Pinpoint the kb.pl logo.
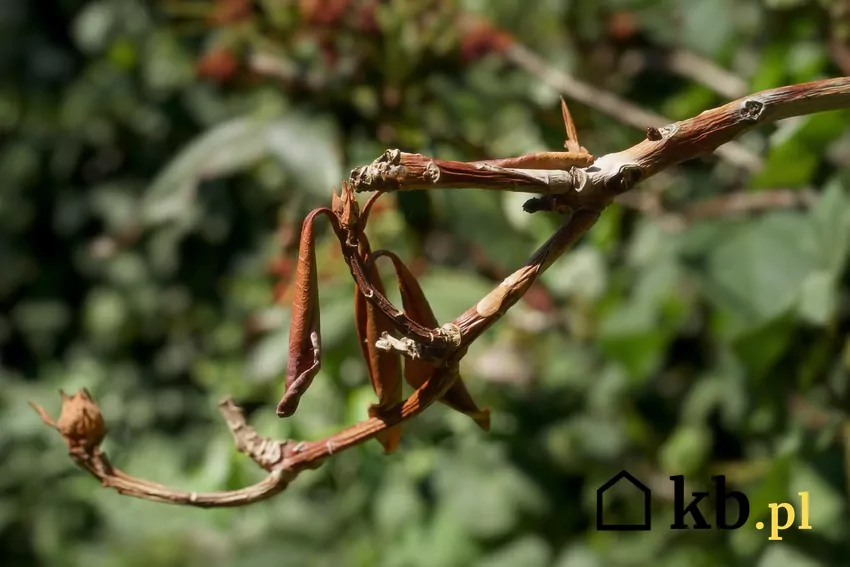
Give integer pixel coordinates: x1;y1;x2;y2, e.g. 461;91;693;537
596;470;812;541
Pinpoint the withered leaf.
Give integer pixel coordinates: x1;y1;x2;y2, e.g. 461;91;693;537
276;208;331;418
332;182;360;232
354;241;403;453
373;250;490;431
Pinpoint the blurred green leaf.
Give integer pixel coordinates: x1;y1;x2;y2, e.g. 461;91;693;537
731;312;795;379
659;424;712;475
755;544;823;567
72;1;115;54
246;325;290;382
142;117;272;225
797;270;837;325
473;536;551;567
553;543;602;567
417;268;497;324
698;213;819;331
751;112;847;189
265;113;344;199
809;176;850;274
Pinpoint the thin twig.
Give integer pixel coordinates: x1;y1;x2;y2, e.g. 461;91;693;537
677;188;816;221
616;187;817;231
31;362;460;507
351;77;850;351
623;77;850;179
620;48;748;99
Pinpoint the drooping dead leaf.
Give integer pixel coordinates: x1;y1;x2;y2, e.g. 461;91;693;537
277;209;331;417
373;250;490;431
354;240;403;453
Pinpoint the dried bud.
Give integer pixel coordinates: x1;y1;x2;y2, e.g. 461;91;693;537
56;389;106;451
331;183;361;231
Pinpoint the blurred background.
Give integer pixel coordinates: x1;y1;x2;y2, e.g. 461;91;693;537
4;0;850;565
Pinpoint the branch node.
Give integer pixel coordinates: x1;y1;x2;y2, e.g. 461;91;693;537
609;164;643;195
349;149;404;193
646;126;663;141
375;332;422;359
741;99;766;122
522;196;552;213
438;323;463;346
424;161;441;183
657;123;679;138
31;388;107;453
523;195;574;214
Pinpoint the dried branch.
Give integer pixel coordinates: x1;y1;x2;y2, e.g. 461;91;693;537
625;78;850;177
352;78;850;215
620;48;748;99
349;149;587;195
349;77;850;371
31;360;460;507
35;76;850;509
30;390;295;507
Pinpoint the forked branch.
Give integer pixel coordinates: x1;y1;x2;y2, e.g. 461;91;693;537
33;76;850;507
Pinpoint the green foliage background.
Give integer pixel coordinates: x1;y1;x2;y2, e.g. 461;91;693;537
3;0;850;565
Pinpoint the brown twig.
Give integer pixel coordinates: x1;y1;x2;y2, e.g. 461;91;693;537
35;76;850;508
31;361;460;507
676;188;816;221
625;78;850;178
352;79;850;215
350;78;850;355
620;48;748;99
349;149;586;195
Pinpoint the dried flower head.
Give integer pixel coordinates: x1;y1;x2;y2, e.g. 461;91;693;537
55;389;107;451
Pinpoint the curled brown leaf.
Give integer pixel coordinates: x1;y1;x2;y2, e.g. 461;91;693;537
277;208;337;417
371;250;490;431
354;238;403;453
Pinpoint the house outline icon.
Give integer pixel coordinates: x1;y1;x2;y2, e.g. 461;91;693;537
596;469;652;531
